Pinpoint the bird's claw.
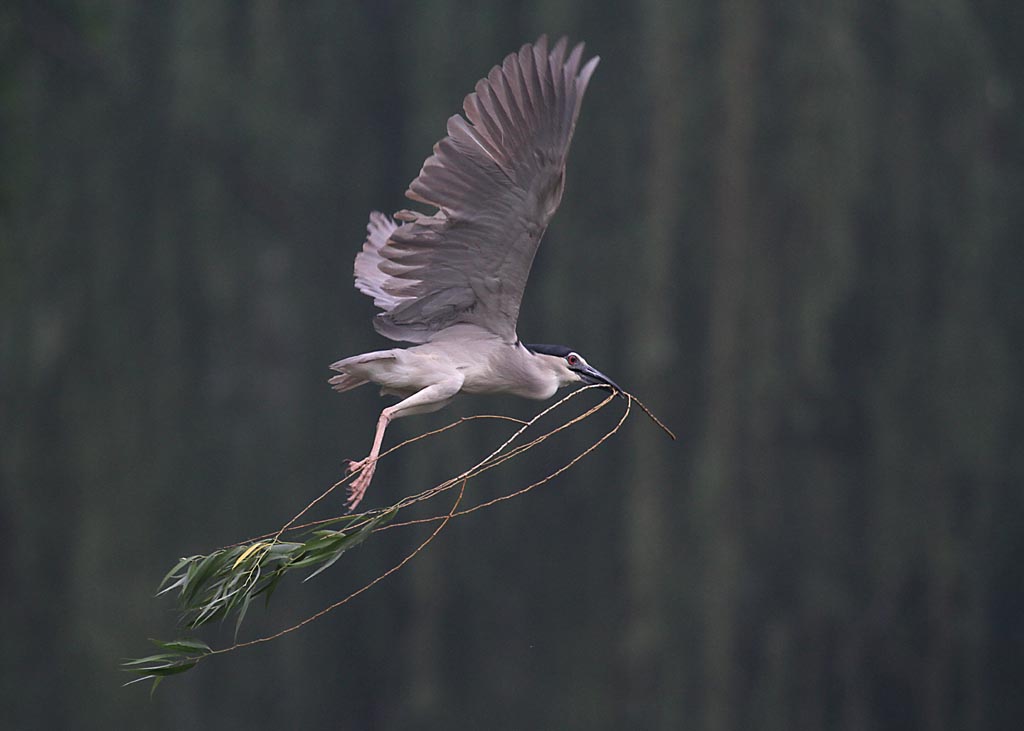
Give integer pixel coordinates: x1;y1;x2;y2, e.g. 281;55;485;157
344;457;375;512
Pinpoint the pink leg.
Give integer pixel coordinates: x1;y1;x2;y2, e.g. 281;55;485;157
343;376;464;511
345;409;392;511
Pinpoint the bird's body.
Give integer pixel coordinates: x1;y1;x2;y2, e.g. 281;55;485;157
334;326;577;402
331;37;617;510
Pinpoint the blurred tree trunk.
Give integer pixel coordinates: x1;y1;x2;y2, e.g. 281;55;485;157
618;0;687;727
5;45;86;729
698;1;759;728
752;3;867;728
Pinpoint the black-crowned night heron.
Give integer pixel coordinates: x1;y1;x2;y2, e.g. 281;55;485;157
330;36;618;510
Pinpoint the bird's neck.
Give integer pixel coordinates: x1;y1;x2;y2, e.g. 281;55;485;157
523;350;575;398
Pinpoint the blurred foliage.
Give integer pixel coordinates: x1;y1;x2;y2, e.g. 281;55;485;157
2;0;1022;729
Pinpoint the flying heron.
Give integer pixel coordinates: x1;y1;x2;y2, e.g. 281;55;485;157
330;36;618;511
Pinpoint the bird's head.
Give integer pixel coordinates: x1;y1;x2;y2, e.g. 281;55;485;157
525;344;621;393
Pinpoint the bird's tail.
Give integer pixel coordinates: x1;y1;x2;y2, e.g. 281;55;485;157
328;372;369;392
329;350;397;392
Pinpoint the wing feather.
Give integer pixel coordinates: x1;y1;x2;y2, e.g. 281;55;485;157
353;212;403;312
354;36;599;344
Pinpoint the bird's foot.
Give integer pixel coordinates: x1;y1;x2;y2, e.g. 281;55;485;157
345;458;377;512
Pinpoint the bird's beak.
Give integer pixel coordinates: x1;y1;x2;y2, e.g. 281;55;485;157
577;363;622;395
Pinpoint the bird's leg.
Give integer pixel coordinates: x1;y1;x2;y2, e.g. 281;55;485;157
345;409;392;511
345;375;464;512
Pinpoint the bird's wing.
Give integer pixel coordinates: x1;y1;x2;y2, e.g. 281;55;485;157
354;36;599;344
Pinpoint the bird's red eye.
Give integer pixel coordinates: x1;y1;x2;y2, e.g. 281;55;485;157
567;354;579;366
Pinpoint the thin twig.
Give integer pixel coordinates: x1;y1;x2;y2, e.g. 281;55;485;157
212;413;542;550
627;391;677;440
381;390;628;530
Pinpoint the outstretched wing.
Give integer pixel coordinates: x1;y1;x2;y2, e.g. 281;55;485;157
353;36;599;344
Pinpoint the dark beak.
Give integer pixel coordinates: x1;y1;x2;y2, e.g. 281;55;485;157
577;363;623;395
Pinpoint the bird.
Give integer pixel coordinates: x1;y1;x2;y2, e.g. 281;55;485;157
329;36;619;511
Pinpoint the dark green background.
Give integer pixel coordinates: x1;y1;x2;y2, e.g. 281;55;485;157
3;1;1022;728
